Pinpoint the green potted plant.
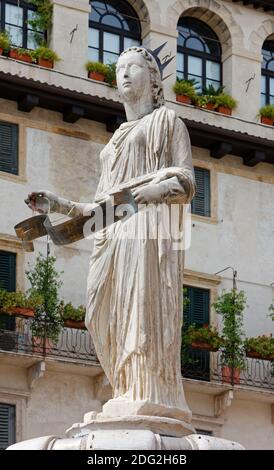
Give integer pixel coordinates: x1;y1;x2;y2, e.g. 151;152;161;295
85;61;109;82
173;78;197;104
26;253;64;354
213;289;247;384
259;104;274;126
0;287;43;318
0;31;11;55
62;302;86;329
196;85;224;111
33;45;60;68
215;93;237;115
187;323;223;351
105;62;117;87
244;335;274;361
9;47;34;63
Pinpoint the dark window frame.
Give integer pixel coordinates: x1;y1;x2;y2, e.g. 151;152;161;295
0;251;16;331
89;0;141;63
177;17;222;92
191;167;211;218
0;0;43;49
261;40;274;106
183;285;211;381
0;403;16;449
0;121;19;175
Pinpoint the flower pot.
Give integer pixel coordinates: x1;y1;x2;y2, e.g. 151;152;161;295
217;106;232;115
191;341;218;352
9;49;32;63
0;307;35;318
64;319;86;329
205;103;216;111
261;116;274;126
246;351;274;361
32;336;54;354
221;366;240;384
38;58;54;69
88;71;105;82
0;48;3;56
176;94;192;104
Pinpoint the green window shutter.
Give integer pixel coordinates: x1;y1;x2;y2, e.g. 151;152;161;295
0;404;16;449
184;286;210;327
191;167;211;217
0;251;16;292
0;122;19;175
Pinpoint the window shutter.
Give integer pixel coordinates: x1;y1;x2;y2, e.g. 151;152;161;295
0;122;19;175
183;286;210;327
0;251;16;292
191;167;210;217
0;404;16;449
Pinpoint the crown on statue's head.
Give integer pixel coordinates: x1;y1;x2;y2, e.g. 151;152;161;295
143;42;174;81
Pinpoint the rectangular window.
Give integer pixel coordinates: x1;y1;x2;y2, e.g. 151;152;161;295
191;167;211;217
0;251;16;332
0;122;19;175
0;404;16;449
0;0;43;49
183;286;210;381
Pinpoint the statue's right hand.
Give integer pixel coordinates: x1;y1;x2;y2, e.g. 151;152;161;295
24;190;58;214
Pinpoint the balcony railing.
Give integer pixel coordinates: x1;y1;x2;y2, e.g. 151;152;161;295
183;350;274;391
0;316;98;364
0;317;273;391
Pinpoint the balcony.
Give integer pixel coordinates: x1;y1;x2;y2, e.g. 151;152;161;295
0;317;273;393
0;316;98;367
183;350;274;392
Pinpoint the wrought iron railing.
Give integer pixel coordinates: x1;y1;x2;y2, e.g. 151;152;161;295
0;317;273;391
0;316;98;363
182;350;274;390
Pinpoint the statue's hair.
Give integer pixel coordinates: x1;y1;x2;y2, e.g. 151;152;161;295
119;47;165;109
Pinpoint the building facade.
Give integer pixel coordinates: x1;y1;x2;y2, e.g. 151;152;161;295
0;0;273;450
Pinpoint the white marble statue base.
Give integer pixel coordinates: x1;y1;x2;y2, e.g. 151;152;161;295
7;430;245;450
66;414;195;439
7;410;244;450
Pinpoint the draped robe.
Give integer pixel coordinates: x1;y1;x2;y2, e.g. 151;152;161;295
86;106;195;419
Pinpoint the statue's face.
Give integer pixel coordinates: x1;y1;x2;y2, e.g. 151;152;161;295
116;50;151;103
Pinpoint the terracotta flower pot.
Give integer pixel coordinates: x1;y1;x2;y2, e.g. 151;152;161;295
64;319;86;329
38;58;53;69
88;71;105;82
9;49;32;63
0;48;3;56
191;341;218;352
261;116;274;126
217;106;232;115
221;366;240;384
0;307;35;318
32;336;54;354
246;351;274;361
176;94;192;104
205;102;216;111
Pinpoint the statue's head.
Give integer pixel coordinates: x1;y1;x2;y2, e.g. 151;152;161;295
116;47;165;109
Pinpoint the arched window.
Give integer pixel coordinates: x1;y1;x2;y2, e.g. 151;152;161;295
261;40;274;106
89;0;141;64
0;0;43;49
177;17;222;93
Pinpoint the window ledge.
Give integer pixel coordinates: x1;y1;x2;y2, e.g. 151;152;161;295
192;214;218;225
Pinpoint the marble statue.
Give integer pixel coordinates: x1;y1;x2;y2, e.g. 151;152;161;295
11;46;244;450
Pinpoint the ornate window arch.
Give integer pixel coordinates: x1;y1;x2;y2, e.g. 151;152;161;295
88;0;141;64
0;0;43;49
261;39;274;106
177;17;222;92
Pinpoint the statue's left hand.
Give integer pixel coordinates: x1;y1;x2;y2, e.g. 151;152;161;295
132;183;167;204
